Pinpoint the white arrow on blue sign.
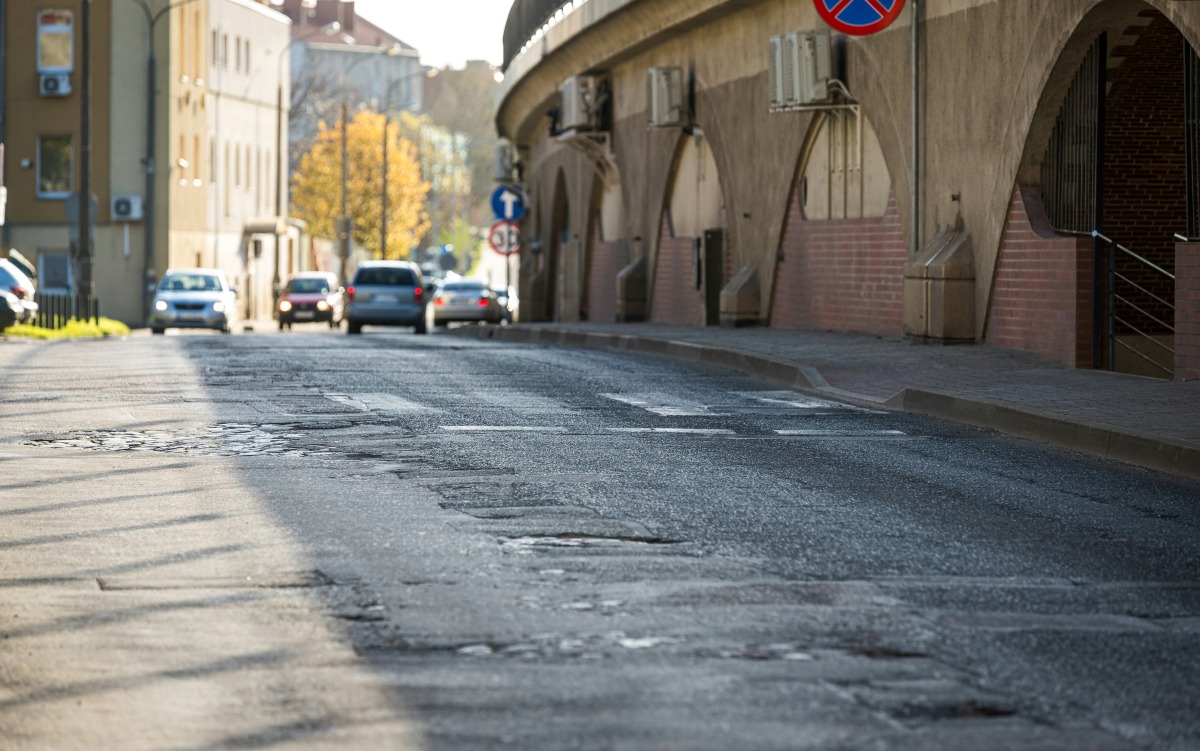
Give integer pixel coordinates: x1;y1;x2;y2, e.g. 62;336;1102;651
491;185;526;221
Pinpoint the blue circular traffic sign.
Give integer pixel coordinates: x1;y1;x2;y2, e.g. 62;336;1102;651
815;0;905;36
491;185;526;222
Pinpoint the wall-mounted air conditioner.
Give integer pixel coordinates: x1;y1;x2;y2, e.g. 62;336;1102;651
559;75;606;132
39;74;71;97
647;66;686;128
111;194;144;222
768;30;834;110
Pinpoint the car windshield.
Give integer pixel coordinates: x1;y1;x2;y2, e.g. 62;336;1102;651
443;282;487;293
355;267;416;286
287;278;331;294
161;273;223;292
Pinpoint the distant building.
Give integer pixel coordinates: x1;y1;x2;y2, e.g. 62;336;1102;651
274;0;424;181
1;0;297;326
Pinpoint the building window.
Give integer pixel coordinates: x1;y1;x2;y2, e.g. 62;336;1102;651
37;135;72;198
194;135;202;185
37;250;72;293
212;30;219;67
37;10;74;74
235;36;241;71
222;33;229;68
244;40;251;73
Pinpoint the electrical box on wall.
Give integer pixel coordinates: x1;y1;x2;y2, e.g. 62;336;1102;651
647;67;686;128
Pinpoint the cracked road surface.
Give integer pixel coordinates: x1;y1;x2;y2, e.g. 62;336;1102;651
1;330;1199;750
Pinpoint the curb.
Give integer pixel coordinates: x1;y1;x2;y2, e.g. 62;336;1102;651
446;324;1200;481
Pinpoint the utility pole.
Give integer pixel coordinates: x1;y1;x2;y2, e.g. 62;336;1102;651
79;0;94;321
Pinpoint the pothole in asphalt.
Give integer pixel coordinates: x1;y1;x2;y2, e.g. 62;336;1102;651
500;534;683;555
25;424;336;458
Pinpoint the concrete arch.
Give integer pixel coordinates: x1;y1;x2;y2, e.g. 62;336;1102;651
649;131;727;326
992;0;1195;373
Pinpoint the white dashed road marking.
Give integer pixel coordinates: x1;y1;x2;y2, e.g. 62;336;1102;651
600;393;725;417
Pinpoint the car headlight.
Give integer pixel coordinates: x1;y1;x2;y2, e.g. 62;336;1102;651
316;300;330;312
154;300;168;312
278;300;292;313
212;301;226;313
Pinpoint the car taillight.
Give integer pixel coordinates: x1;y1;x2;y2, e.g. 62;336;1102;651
434;297;445;306
478;297;489;307
414;287;423;302
345;285;355;302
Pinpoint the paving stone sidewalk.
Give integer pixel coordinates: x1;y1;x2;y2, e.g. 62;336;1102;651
446;322;1200;481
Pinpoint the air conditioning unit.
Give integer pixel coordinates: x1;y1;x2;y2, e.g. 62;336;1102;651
769;30;834;109
39;74;71;97
111;194;144;222
559;75;605;131
647;67;686;128
768;35;785;109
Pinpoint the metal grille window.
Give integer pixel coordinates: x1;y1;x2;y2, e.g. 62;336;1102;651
1041;35;1106;234
37;135;72;198
1186;40;1200;238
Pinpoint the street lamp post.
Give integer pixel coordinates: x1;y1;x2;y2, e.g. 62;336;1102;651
273;21;341;294
126;0;202;324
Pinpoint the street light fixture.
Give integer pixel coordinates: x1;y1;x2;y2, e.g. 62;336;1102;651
338;44;403;284
273;20;341;294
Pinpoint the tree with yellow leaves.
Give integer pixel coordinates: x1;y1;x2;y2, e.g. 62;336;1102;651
291;110;431;261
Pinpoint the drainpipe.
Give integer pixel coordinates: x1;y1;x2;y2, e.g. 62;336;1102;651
910;0;920;257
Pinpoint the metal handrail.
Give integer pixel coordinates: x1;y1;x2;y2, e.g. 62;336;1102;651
503;0;577;71
1091;231;1176;376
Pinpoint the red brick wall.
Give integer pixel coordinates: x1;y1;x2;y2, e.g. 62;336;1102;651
651;214;702;326
769;187;905;334
988;187;1094;367
1103;13;1186;332
585;221;627;323
1177;243;1200;380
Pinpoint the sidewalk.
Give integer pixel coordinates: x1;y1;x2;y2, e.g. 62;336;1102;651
445;322;1200;481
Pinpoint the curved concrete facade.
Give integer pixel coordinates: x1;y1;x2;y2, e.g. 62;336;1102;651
498;0;1200;378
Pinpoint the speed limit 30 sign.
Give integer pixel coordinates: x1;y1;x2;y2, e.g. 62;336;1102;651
489;220;520;256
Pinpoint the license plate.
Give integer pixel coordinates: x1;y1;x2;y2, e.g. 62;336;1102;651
177;314;203;322
294;311;315;320
371;294;400;304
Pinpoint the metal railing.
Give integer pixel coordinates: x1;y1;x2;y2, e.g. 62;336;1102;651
503;0;577;71
34;292;100;330
1092;231;1175;377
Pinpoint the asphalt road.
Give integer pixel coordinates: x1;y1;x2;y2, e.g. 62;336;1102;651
2;326;1199;750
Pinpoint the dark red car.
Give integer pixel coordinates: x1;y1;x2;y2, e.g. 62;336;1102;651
276;272;344;330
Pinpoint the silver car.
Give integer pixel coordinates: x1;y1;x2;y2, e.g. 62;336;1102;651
345;261;429;335
433;279;504;326
149;269;238;334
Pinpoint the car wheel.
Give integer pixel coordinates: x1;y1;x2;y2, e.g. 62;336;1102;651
414;319;428;334
151;328;165;335
347;321;362;335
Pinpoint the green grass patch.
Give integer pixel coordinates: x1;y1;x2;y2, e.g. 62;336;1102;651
3;317;131;340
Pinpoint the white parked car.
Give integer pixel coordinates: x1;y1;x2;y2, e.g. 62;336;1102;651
149;268;238;334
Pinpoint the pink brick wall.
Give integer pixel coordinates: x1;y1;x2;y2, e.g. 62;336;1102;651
651;214;702;326
585;222;627;323
1177;243;1200;380
988;187;1094;367
770;187;905;334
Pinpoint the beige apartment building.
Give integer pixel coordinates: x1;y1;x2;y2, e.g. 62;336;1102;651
3;0;294;326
